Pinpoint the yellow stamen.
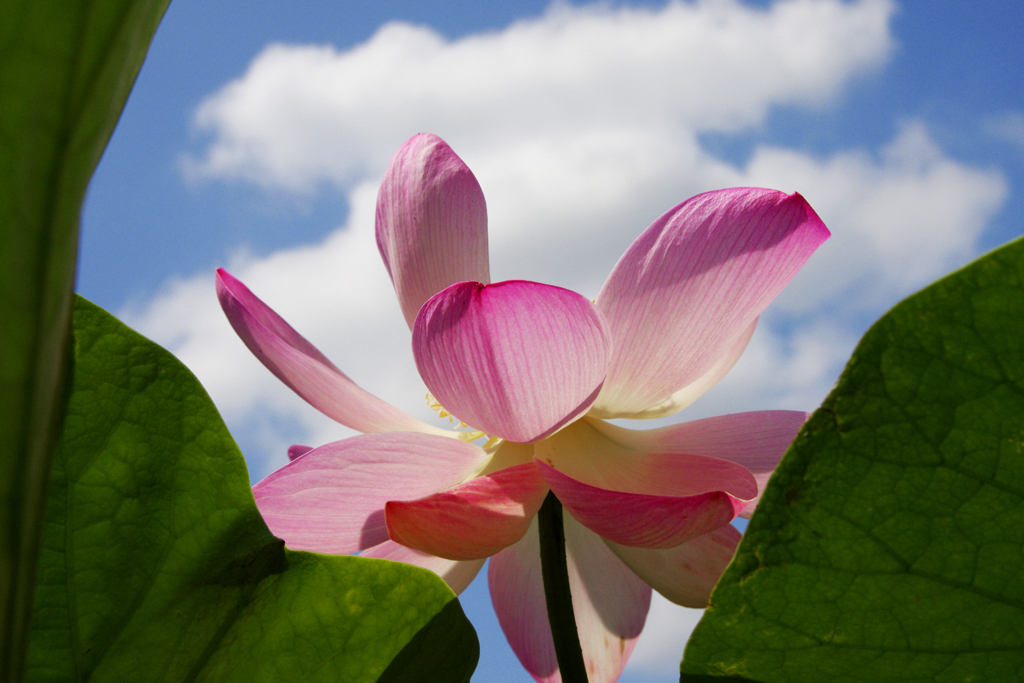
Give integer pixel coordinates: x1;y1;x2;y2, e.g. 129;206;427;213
425;391;504;451
426;391;466;426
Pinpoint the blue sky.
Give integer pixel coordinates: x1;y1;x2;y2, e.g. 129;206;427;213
76;1;1023;681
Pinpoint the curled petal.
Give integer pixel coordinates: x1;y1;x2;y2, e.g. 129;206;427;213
361;541;484;596
216;269;446;435
593;189;830;417
536;460;746;549
385;463;549;560
252;432;488;554
604;525;742;608
413;280;611;443
376;133;490;330
488;516;651;683
591;410;809;517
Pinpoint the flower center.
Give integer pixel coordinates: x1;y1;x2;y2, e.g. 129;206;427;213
425;391;503;450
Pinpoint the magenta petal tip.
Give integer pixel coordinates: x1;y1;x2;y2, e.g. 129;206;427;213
593;187;830;417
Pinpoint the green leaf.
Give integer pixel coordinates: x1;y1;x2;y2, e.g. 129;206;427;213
27;297;479;683
1;1;170;677
681;236;1024;683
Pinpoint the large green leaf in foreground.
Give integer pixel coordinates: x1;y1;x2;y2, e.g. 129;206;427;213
1;1;170;677
681;236;1024;682
27;297;478;683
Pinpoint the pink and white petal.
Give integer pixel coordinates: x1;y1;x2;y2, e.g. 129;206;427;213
535;419;757;500
604;524;741;608
489;519;557;682
361;541;484;596
597;318;757;420
376;133;490;330
563;514;651;683
252;432;489;554
537;461;745;549
488;516;651;683
592;189;830;417
217;269;446;435
414;280;611;443
591;410;809;517
385;463;549;560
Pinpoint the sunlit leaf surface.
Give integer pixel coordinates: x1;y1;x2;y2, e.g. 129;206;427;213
681;237;1024;682
27;297;478;683
1;1;170;676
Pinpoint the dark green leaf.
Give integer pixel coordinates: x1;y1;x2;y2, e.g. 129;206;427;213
27;297;479;683
681;236;1024;683
676;676;762;683
377;600;478;683
0;1;170;677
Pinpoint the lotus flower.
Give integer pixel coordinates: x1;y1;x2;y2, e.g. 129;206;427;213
217;133;829;683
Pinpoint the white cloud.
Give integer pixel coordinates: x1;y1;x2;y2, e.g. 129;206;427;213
123;0;1012;675
184;0;895;193
123;182;417;469
740;122;1007;315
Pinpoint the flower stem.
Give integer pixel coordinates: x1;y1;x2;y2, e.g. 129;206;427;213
537;491;589;683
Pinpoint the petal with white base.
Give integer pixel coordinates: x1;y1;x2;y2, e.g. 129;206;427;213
593;188;829;417
604;524;742;607
591;411;809;517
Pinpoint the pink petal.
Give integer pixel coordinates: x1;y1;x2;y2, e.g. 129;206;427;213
489;516;651;683
592;188;830;417
376;133;490;330
537;460;746;549
604;524;741;607
361;541;484;596
385;463;549;560
591;410;809;517
562;514;651;682
252;432;489;554
217;269;446;435
488;519;556;682
413;280;611;443
596;318;757;420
